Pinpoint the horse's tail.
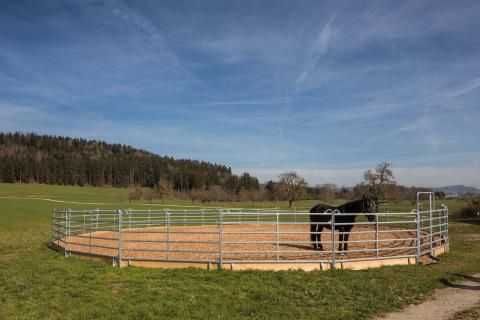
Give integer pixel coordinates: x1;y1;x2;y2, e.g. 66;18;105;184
309;205;323;222
309;206;316;222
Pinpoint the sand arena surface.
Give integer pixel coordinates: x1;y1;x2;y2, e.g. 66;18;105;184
56;223;425;262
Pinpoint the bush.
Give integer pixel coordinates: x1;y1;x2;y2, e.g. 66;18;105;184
128;186;142;203
459;198;480;218
142;188;154;203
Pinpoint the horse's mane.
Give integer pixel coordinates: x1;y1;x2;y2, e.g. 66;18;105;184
337;198;365;211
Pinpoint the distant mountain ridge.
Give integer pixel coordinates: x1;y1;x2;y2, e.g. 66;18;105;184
435;185;480;195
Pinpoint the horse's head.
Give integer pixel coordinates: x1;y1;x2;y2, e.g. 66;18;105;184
362;194;378;222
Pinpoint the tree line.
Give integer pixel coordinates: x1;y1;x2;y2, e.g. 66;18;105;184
130;162;440;206
0;132;260;193
1;133;444;205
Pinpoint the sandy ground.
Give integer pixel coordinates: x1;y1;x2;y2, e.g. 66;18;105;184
56;223;432;262
375;274;480;320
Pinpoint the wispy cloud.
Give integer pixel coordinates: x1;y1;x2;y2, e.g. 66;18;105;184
1;1;480;188
0;102;51;125
296;15;336;86
445;77;480;98
185;97;289;107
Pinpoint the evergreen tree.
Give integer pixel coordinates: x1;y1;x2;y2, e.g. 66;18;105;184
0;132;258;194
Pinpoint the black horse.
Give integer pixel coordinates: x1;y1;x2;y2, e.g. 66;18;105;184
309;195;378;252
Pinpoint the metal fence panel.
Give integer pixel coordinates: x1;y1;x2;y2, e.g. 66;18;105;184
51;203;449;268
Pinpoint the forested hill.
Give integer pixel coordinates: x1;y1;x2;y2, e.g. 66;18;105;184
0;132;259;191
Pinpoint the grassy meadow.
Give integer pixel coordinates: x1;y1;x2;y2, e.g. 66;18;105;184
0;183;479;320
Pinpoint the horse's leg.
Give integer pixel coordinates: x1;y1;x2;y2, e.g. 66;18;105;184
344;227;352;252
344;232;349;252
310;223;316;249
338;228;344;253
310;223;320;250
318;226;323;251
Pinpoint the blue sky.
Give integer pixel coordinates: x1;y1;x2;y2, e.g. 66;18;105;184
1;0;479;187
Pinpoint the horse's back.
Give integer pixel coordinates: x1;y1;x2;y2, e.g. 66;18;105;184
309;203;335;222
309;202;334;213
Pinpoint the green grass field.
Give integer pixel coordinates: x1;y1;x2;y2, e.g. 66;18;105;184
0;183;479;320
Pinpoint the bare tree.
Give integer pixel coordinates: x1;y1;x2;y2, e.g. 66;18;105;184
128;186;142;203
364;161;396;199
278;172;307;208
156;180;173;199
317;183;337;201
189;189;205;203
263;180;277;201
206;185;229;202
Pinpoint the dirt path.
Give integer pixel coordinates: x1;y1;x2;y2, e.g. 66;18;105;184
375;274;480;320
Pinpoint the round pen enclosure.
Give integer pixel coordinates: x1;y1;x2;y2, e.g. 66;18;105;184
50;193;449;271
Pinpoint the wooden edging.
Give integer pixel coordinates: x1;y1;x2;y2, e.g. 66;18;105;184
51;242;449;271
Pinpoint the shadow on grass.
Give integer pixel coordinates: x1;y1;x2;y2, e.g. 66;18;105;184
450;273;480;283
441;273;480;291
451;217;480;225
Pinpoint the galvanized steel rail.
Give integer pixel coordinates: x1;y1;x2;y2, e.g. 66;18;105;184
50;201;449;269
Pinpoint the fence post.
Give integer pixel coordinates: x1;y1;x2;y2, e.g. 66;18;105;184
429;194;433;255
416;208;421;264
95;208;99;230
51;209;55;244
218;210;224;269
375;214;379;257
89;210;93;255
166;210;170;261
331;212;336;269
164;209;167;229
438;207;441;244
445;205;449;252
64;208;69;257
117;209;123;267
276;211;280;261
